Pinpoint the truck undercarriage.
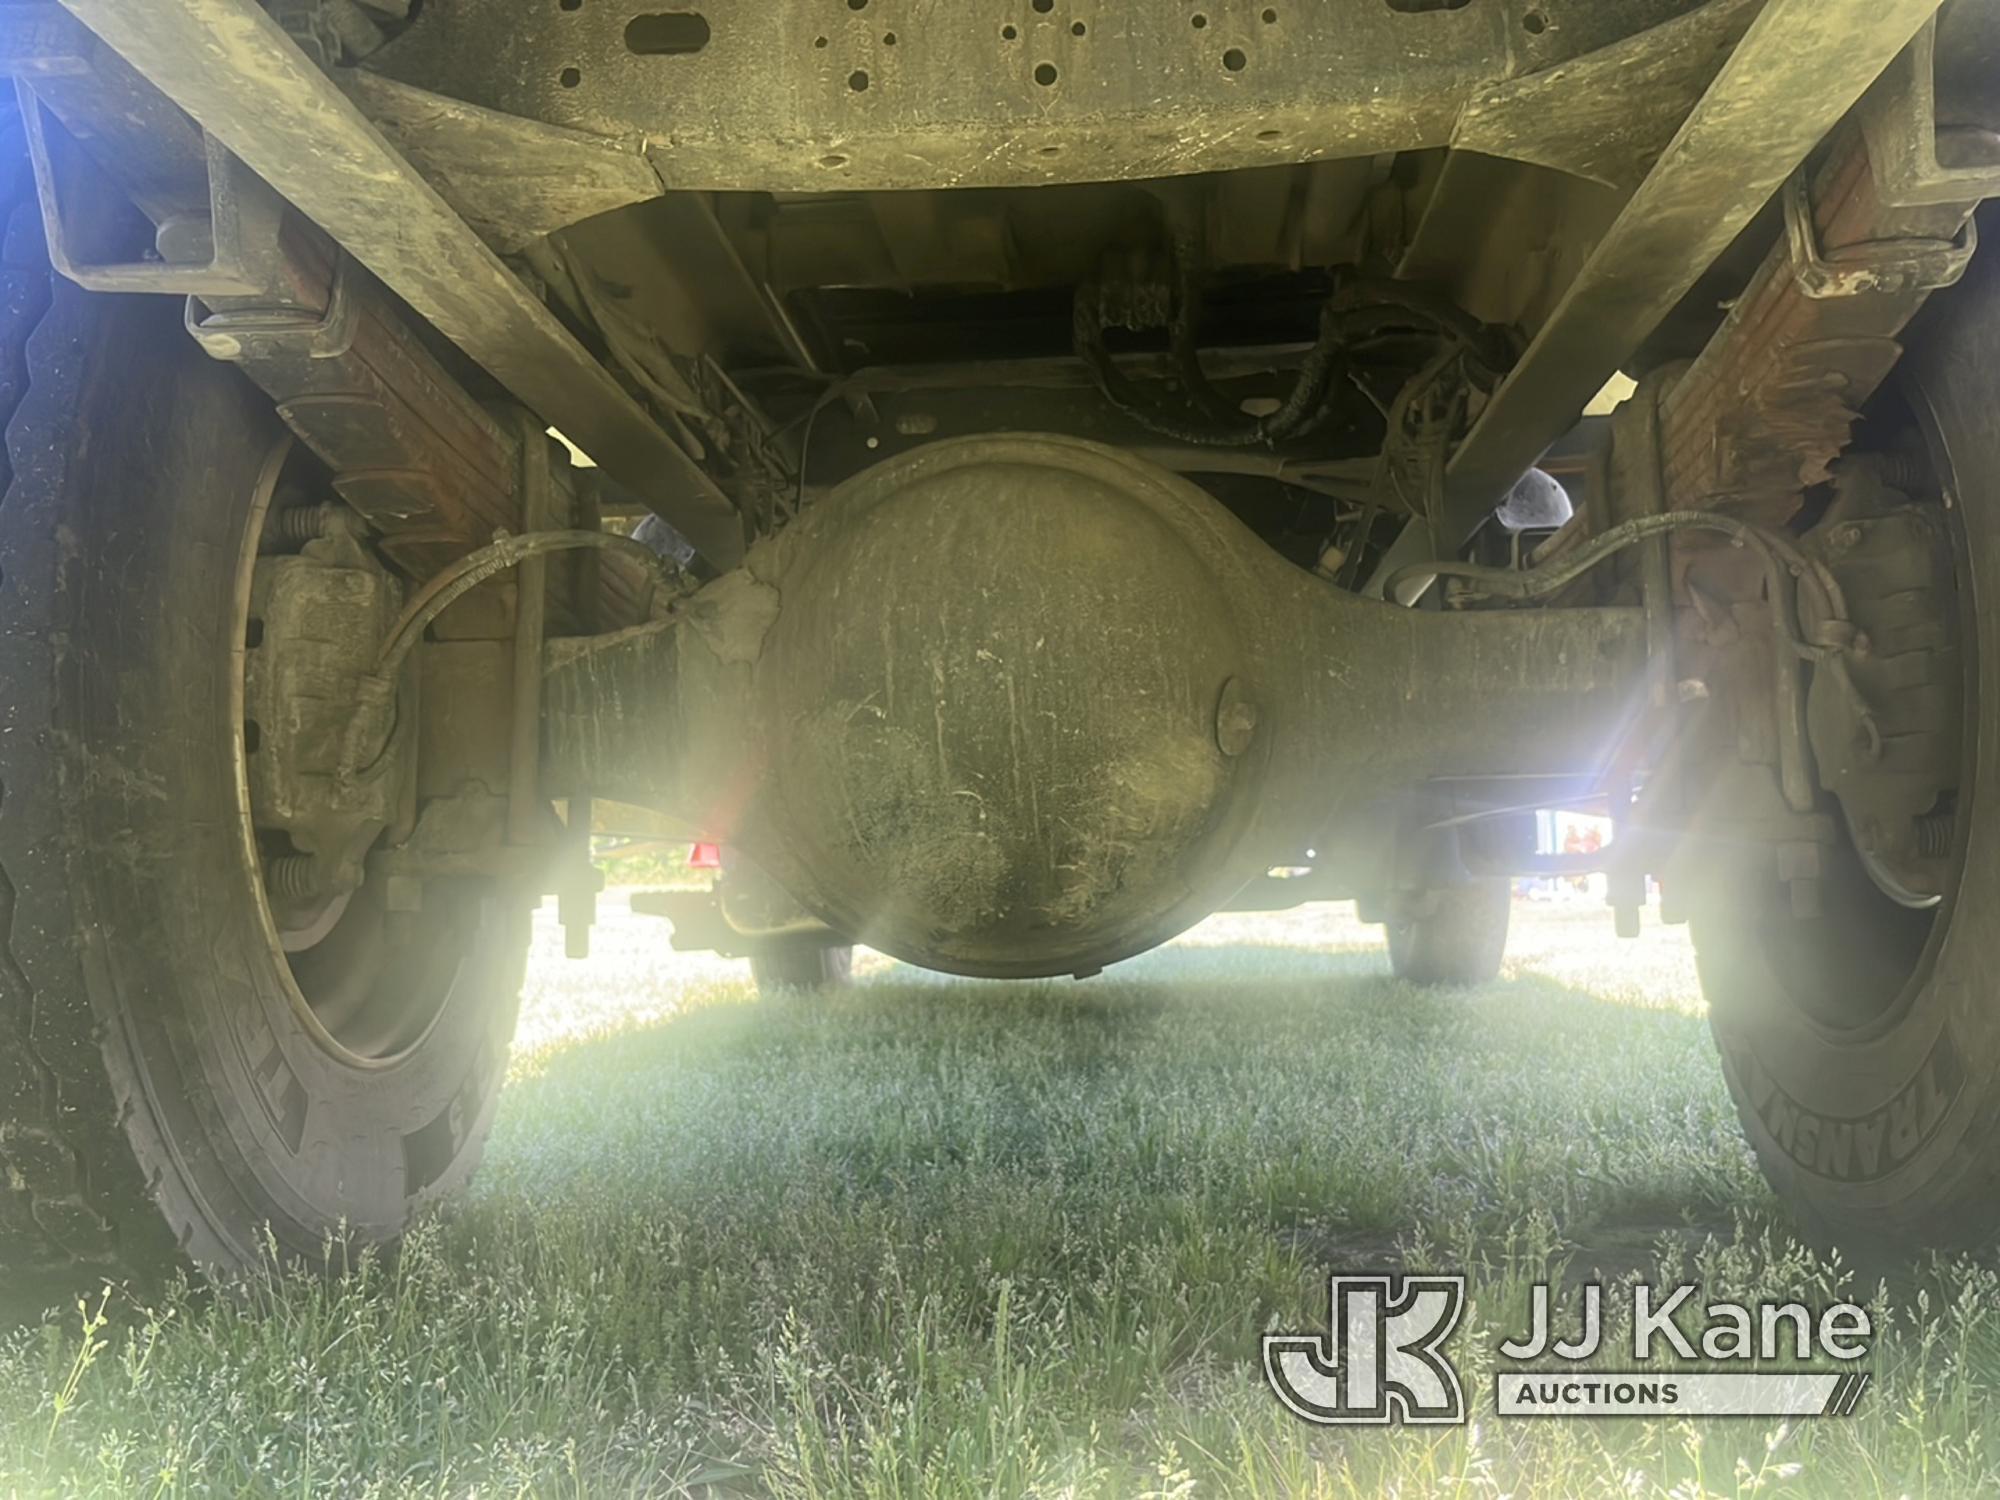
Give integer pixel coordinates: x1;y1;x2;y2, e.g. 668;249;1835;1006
2;0;1998;1281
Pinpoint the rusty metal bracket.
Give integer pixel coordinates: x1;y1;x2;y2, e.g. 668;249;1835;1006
1782;169;1975;300
17;79;288;297
184;250;360;362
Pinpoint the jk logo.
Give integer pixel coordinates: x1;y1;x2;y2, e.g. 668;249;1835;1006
1263;1275;1468;1425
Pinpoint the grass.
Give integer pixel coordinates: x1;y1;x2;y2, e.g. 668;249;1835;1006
5;897;2000;1496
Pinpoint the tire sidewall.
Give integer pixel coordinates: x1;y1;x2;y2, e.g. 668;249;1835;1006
19;285;521;1268
1698;236;2000;1246
1386;878;1510;986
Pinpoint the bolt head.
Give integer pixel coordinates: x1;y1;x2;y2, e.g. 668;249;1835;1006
1214;677;1259;757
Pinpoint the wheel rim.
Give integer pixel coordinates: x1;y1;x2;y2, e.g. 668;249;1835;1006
1755;395;1973;1041
228;438;471;1067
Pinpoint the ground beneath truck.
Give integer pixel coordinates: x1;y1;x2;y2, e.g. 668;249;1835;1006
2;896;1995;1497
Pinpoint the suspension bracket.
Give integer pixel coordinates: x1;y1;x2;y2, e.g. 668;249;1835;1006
1782;168;1976;300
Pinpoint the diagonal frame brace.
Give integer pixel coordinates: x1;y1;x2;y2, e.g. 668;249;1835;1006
1421;0;1951;566
52;0;746;570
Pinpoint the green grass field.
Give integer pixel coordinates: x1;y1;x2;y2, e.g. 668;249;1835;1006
5;897;2000;1497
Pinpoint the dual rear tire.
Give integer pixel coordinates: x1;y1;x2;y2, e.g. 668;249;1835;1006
750;944;855;993
0;184;525;1283
1385;879;1512;986
1690;237;2000;1254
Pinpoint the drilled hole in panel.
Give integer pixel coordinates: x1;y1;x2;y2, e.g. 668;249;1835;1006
558;65;581;86
849;68;870;89
1222;46;1246;70
1034;61;1059;85
624;12;711;54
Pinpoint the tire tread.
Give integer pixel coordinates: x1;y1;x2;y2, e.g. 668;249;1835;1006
0;172;134;1275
